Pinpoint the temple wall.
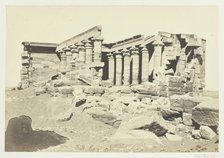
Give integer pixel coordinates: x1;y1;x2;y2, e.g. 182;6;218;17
20;26;206;95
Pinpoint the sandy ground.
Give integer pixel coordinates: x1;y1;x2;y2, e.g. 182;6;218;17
5;88;219;152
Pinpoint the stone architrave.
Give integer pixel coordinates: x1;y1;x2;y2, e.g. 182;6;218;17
65;48;72;71
131;47;140;85
107;53;115;83
85;42;93;64
93;36;104;62
123;49;131;85
115;52;122;86
152;36;164;77
141;46;149;83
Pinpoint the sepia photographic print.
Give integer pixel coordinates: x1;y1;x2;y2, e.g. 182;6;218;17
2;1;223;157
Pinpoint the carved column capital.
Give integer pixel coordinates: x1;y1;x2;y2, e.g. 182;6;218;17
130;47;139;55
93;36;104;42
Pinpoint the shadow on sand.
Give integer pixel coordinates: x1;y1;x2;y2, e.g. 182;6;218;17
5;115;68;152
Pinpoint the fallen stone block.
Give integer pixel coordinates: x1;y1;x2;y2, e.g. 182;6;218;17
58;86;74;95
57;109;74;122
152;97;170;110
86;96;102;103
192;130;201;139
199;126;216;140
170;95;211;113
52;79;65;87
141;98;152;105
109;100;124;117
116;96;138;105
110;129;162;145
100;80;113;87
83;86;105;95
183;113;193;126
85;106;118;128
192;99;219;127
161;109;181;121
34;87;46;95
72;87;83;96
118;113;176;137
97;101;110;109
128;102;150;114
166;133;183;141
72;95;87;107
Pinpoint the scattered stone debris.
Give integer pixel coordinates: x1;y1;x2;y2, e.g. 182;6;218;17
199;126;217;140
57;108;74;122
165;133;183;141
72;95;87;107
192;99;219;127
192;130;201;139
34;87;46;96
182;113;193;126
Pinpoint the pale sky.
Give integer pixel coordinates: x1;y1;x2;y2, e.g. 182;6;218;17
6;6;218;90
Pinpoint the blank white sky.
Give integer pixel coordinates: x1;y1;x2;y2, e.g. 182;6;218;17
6;6;218;90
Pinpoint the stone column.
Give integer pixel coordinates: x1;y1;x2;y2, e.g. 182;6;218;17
85;42;93;64
115;52;122;86
131;47;140;85
107;53;115;83
77;43;86;64
152;37;164;77
65;48;72;71
175;49;187;75
60;50;67;73
93;36;104;62
71;46;79;60
123;50;131;85
141;46;149;83
21;42;30;88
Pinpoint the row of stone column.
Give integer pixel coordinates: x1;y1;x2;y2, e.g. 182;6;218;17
107;42;164;86
59;36;103;73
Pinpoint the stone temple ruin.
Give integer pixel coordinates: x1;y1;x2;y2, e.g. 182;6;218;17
20;25;206;97
8;25;219;151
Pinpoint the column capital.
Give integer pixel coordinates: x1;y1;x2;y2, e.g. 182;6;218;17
107;53;113;58
140;46;148;53
114;51;122;59
64;47;71;52
152;40;164;46
152;35;164;46
130;47;139;55
123;49;130;57
93;36;104;42
85;42;93;48
76;42;85;50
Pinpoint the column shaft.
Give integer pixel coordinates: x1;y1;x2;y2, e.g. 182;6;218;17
153;45;163;73
65;48;72;71
131;48;139;85
141;46;149;83
60;51;67;73
85;42;93;64
115;53;122;85
78;45;86;64
93;36;103;62
123;51;130;85
107;53;115;83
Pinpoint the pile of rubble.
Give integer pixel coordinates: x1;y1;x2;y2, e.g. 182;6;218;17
21;71;218;144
